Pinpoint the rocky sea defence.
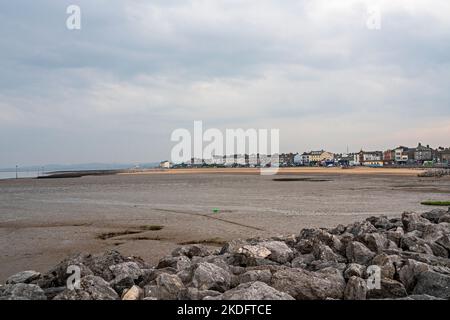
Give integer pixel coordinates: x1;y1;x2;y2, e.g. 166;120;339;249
1;208;450;300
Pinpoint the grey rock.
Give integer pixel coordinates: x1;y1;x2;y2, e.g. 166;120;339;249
177;287;221;300
367;278;407;299
346;241;375;265
260;241;294;264
413;270;450;299
0;283;47;300
344;276;367;300
402;212;431;233
421;209;448;223
53;275;119;300
271;267;346;300
6;271;41;285
291;254;315;268
438;214;450;223
361;233;397;253
372;253;402;279
221;281;294;300
346;221;377;237
172;244;212;258
313;243;346;263
157;255;191;271
239;270;272;284
191;262;231;292
385;227;404;247
155;273;185;300
344;263;366;280
295;239;314;254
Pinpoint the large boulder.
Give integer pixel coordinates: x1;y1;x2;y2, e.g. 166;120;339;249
346;241;375;265
421;209;448;224
271;267;346;300
313;243;346;263
157;255;191;271
344;276;367;300
155;274;185;300
191;262;232;292
367;278;407;299
260;241;294;264
360;233;397;253
221;281;294;300
108;261;144;295
372;253;402;279
53;275;119;300
412;270;450;299
344;263;366;280
0;283;47;300
402;212;431;233
346;221;377;237
6;271;41;285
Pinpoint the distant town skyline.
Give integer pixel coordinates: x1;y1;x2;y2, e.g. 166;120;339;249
1;1;450;168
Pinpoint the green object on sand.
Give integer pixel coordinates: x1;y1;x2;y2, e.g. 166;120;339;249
421;200;450;206
212;208;220;213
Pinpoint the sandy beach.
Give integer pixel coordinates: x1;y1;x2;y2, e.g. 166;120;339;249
1;167;449;282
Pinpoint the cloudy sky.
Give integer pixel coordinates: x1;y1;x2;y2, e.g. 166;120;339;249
1;0;449;167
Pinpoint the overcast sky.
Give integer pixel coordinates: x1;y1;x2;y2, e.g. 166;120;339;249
1;0;449;167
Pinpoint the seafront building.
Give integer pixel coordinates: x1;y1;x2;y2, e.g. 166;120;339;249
172;142;450;168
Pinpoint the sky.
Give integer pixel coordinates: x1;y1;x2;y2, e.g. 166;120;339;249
1;0;450;167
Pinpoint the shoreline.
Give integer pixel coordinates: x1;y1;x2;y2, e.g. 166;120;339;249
120;167;427;176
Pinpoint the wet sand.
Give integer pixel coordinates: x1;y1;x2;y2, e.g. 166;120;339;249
1;168;449;282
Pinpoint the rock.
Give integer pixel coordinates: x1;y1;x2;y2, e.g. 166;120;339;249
400;233;434;255
361;233;396;253
42;287;66;300
313;243;346;263
421;223;449;242
344;276;367;300
346;241;375;265
239;270;272;284
438;214;450;224
367;215;395;230
346;221;377;237
398;259;430;293
157;255;191;271
372;253;401;279
295;239;314;254
108;261;144;294
155;274;185;300
238;245;271;260
367;278;407;299
298;228;344;254
191;262;231;292
53;275;119;300
122;285;142;300
221;281;294;300
172;245;211;258
421;209;448;223
402;212;431;233
385;227;404;247
344;263;366;280
260;241;294;264
399;294;444;300
271;267;346;300
308;261;346;272
330;224;346;235
291;254;315;268
0;283;47;300
413;270;450;299
177;287;221;300
436;234;450;252
6;271;41;285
